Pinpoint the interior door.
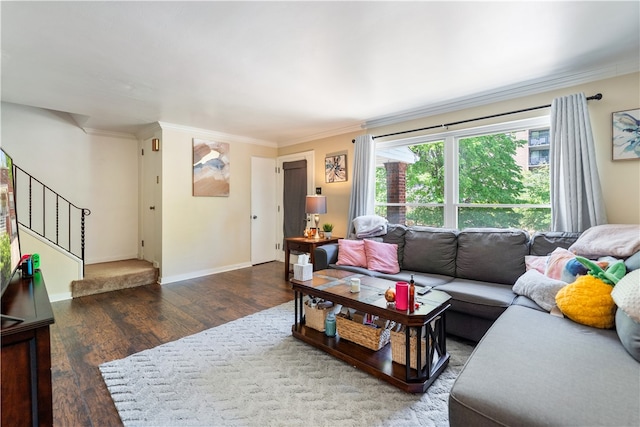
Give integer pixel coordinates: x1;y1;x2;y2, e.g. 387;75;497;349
251;157;276;265
276;151;315;262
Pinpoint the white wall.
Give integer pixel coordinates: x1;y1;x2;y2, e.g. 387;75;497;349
158;125;276;283
19;226;81;300
280;72;640;231
1;102;140;265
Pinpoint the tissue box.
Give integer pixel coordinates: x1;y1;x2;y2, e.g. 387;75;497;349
293;263;313;281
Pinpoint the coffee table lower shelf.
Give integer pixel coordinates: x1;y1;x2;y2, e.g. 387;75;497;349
292;324;449;393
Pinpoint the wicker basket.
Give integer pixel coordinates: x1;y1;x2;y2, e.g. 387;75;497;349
390;329;429;370
336;315;392;351
304;300;331;332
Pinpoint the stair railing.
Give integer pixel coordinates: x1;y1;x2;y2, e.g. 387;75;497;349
12;164;91;267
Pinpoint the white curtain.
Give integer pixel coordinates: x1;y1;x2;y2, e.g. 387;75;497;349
346;134;376;237
550;93;607;232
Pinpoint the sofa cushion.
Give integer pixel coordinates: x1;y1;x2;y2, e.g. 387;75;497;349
449;305;640;427
335;239;367;268
363;239;400;274
529;231;581;256
328;263;380;277
381;224;407;268
511;295;545;311
434;279;516;321
402;227;458;276
456;228;529;285
376;270;453;288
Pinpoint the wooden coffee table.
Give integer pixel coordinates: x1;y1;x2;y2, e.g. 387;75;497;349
290;269;451;393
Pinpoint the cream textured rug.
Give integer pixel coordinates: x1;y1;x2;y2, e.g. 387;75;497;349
100;301;474;427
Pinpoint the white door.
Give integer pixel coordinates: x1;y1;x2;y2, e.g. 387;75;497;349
251;157;276;264
142;138;159;267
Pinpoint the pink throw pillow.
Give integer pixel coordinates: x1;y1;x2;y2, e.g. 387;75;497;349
336;239;367;268
363;239;400;274
545;247;575;280
525;255;548;274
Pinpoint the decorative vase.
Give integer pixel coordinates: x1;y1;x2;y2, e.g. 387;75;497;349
324;232;332;239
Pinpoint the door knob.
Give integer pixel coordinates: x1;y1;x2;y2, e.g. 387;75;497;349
252;215;258;219
149;206;155;210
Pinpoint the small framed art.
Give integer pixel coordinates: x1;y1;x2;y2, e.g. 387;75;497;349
612;108;640;161
325;153;347;183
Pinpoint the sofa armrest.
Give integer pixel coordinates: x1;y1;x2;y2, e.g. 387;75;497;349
314;244;339;271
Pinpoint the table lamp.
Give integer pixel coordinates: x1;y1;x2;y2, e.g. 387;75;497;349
305;195;327;239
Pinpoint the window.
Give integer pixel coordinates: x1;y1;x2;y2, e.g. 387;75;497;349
375;117;551;233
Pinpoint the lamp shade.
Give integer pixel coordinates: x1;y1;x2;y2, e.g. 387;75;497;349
305;195;327;214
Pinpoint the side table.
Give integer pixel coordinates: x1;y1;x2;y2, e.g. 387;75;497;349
284;236;341;280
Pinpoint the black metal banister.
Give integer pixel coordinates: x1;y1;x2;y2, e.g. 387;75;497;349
12;163;91;266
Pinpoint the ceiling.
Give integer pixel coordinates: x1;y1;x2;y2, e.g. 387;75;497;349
2;1;639;146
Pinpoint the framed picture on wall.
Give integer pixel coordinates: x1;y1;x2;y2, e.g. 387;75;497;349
612;108;640;161
325;153;347;183
193;138;230;196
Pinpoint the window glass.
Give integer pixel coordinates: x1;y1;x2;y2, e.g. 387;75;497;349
375;120;551;233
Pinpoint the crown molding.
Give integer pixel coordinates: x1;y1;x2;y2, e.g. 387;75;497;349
135;122;163;140
277;122;365;147
84;127;137;140
156;121;277;148
364;60;639;129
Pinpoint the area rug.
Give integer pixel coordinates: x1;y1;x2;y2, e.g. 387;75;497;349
100;301;474;427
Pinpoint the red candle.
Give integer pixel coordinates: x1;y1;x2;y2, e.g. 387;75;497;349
395;281;409;311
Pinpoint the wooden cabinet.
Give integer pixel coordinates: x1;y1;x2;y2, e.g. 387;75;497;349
1;271;55;427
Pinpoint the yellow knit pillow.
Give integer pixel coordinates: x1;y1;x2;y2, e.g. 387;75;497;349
555;275;616;329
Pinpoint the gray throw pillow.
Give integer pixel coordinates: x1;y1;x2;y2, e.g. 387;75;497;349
615;308;640;363
513;269;567;312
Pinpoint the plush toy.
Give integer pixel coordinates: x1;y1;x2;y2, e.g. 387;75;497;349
555;256;627;329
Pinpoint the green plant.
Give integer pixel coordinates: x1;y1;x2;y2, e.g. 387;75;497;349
322;223;334;232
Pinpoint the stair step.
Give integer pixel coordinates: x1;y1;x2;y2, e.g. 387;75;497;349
71;259;159;298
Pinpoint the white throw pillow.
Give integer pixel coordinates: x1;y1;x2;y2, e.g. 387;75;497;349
612;269;640;322
513;269;567;312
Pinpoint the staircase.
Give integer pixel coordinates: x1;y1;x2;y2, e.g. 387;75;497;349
11;161;158;298
71;259;159;298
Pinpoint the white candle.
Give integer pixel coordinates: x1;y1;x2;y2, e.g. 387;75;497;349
350;277;361;293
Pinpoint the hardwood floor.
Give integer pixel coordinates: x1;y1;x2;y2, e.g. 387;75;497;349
50;261;292;427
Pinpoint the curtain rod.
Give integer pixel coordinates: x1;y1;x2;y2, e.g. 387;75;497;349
352;93;603;142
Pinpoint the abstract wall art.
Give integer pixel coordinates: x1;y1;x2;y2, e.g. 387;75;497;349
612;108;640;161
193;139;230;196
325;153;347;183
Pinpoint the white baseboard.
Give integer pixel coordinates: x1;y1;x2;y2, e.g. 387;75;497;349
158;262;253;285
49;292;73;302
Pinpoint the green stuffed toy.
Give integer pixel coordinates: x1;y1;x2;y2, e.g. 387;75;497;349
555;256;626;329
573;256;626;285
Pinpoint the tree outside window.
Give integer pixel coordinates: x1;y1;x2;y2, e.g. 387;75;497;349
375;125;551;233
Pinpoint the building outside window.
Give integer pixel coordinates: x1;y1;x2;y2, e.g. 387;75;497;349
375;117;551;233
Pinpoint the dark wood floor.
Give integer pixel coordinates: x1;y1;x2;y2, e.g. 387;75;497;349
50;261;292;427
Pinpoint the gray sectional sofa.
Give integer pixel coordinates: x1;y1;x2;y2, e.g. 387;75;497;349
313;225;640;426
313;225;580;342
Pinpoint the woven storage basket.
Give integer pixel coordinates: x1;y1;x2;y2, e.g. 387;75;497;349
304;300;331;332
336;315;391;351
390;329;429;370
